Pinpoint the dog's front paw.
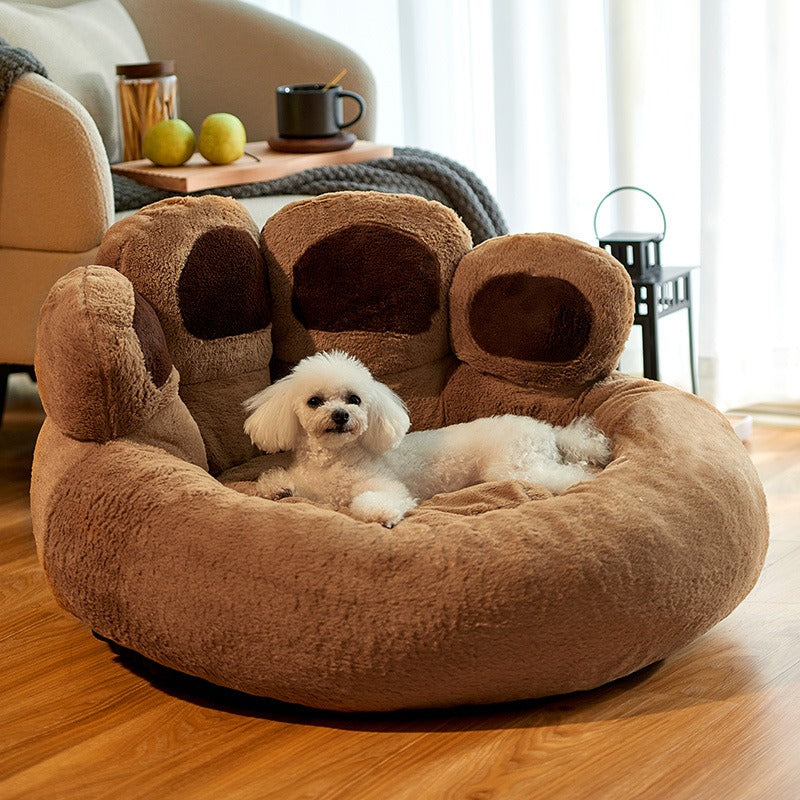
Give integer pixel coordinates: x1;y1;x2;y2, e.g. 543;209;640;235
350;490;416;529
255;468;295;501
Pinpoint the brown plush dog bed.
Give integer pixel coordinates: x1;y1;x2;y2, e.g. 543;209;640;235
31;193;768;712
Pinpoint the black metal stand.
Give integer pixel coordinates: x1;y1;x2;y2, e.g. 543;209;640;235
630;267;698;394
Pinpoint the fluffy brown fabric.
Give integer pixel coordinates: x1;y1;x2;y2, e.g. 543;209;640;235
468;273;593;362
417;480;553;514
35;266;180;443
95;196;273;474
178;226;272;341
381;354;458;432
262;191;472;377
31;192;768;712
96;197;271;384
132;290;172;388
31;372;767;712
450;233;634;390
178;370;268;470
442;362;604;428
124;393;208;470
35;265;207;468
291;223;441;334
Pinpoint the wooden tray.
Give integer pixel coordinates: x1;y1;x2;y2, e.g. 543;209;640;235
111;140;394;192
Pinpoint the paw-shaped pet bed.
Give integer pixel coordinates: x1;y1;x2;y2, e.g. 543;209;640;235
31;193;768;711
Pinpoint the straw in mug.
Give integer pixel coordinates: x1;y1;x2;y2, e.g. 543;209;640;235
322;68;347;91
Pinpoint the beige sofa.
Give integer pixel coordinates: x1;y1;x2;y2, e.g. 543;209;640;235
0;0;376;381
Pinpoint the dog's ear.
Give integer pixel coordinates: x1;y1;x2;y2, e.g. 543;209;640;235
363;381;411;453
243;376;301;453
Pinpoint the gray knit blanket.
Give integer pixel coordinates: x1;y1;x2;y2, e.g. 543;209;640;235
1;37;506;243
0;36;49;96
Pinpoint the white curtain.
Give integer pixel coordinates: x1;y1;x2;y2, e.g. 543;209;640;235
700;0;800;409
247;0;799;411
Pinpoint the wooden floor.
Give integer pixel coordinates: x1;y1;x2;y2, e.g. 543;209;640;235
2;375;799;799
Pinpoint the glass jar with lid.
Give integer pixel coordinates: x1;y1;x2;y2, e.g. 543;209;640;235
116;60;178;161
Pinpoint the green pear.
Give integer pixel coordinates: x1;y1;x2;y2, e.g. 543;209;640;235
198;113;247;165
142;119;196;166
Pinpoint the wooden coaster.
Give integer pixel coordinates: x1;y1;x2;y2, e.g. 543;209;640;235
267;132;356;154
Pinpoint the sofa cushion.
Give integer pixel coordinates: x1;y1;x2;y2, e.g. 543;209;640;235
0;0;149;161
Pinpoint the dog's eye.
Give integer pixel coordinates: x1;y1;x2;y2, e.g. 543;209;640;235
347;394;361;406
307;396;324;408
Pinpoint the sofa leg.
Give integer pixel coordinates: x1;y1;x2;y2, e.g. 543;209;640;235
0;364;37;428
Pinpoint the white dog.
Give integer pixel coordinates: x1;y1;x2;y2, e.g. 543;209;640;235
243;351;612;527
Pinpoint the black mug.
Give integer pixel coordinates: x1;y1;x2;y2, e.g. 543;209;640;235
276;83;365;138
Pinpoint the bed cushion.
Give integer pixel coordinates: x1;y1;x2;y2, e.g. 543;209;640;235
30;192;768;711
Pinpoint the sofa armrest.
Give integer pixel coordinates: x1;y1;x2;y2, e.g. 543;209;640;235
0;73;114;253
121;0;377;142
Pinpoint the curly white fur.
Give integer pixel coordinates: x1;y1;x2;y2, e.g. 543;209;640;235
244;351;612;528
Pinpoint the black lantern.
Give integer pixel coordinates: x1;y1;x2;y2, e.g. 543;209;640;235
593;186;666;279
593;186;698;394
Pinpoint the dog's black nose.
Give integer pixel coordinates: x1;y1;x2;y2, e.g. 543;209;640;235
331;409;350;426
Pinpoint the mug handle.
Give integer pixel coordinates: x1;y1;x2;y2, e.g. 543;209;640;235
336;90;365;129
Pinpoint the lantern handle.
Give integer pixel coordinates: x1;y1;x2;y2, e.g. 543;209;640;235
593;185;667;241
